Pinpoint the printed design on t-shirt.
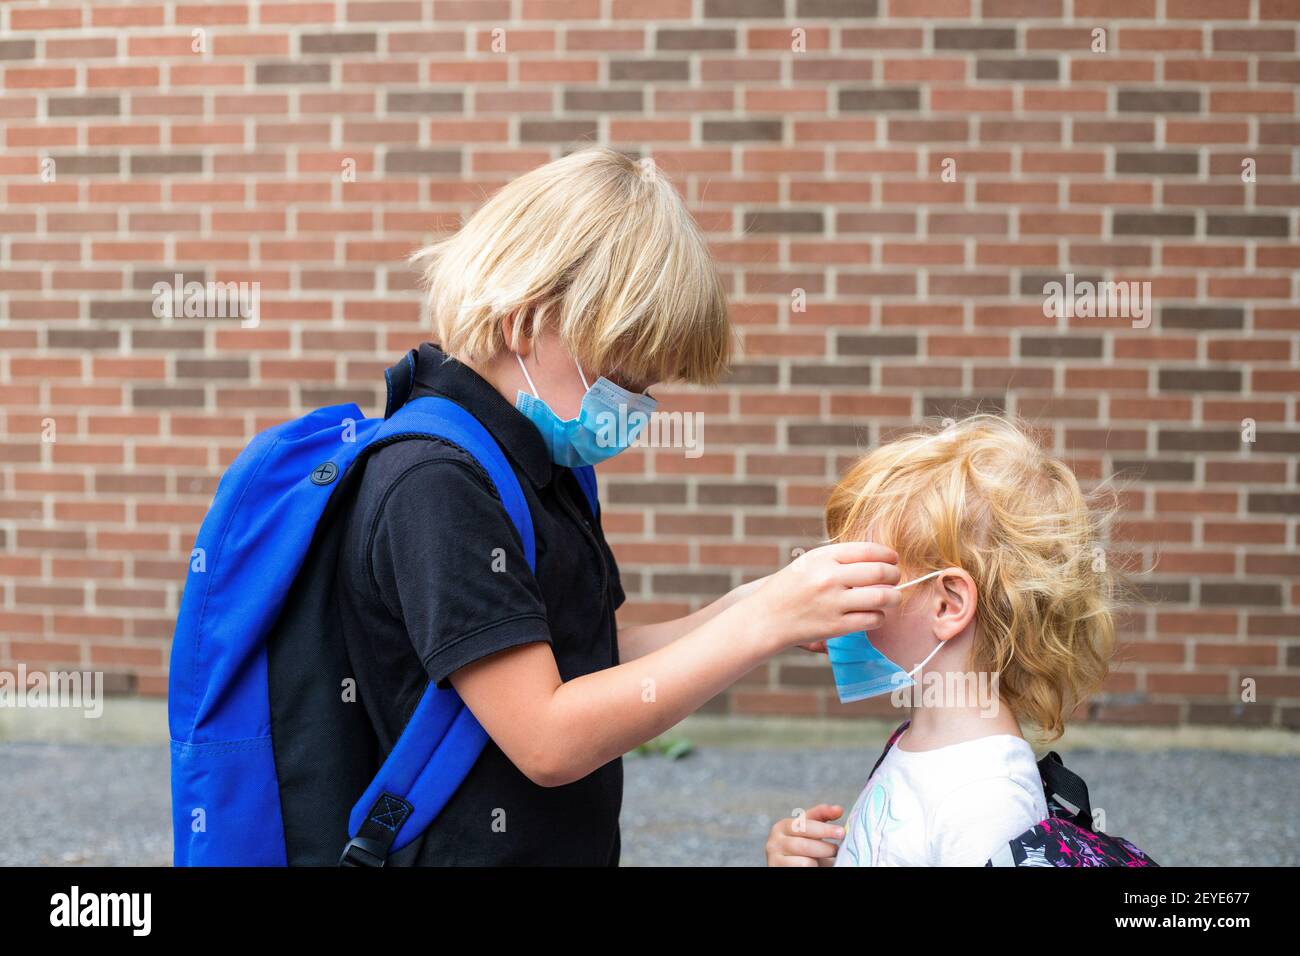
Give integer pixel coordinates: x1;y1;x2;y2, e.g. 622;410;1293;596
842;779;904;867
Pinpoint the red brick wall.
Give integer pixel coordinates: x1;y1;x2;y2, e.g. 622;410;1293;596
1;2;1296;729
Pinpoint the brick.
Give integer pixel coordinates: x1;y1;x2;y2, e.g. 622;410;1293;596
975;59;1059;80
1158;369;1243;392
1113;212;1196;235
1206;215;1290;238
0;40;38;60
1115;152;1199;175
836;334;918;357
789;364;872;387
797;0;880;15
1201;583;1282;607
1020;336;1103;358
47;96;120;117
1160;307;1245;331
1117;90;1202;113
564;89;643;112
383;150;462;174
1112;460;1195;482
840;89;921;111
1213;29;1296;52
656;30;736;51
1158;430;1242;453
255;62;331;84
1247;494;1300;516
610;59;691;82
702;120;783;141
300;33;378;54
744;211;823;233
934;28;1016;50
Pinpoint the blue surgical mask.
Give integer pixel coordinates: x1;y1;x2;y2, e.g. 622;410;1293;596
827;568;951;704
514;353;658;467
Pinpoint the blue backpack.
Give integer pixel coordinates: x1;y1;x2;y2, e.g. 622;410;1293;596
168;350;598;866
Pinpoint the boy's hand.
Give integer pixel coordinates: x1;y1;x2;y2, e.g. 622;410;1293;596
765;804;845;867
747;542;901;650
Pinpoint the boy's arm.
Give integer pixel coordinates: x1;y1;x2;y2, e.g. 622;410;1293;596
451;543;899;787
616;575;768;661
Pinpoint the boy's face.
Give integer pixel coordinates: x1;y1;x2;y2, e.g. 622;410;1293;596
514;328;592;419
514;327;656;419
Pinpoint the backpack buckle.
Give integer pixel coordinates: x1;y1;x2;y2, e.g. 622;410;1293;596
338;837;387;867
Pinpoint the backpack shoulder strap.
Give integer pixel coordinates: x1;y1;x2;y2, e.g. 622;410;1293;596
375;395;535;567
340;394;535;866
1038;751;1095;830
867;719;911;781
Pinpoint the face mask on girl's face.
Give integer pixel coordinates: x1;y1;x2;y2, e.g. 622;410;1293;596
825;568;953;704
514;352;658;468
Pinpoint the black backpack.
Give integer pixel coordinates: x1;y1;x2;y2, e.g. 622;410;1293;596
869;721;1158;867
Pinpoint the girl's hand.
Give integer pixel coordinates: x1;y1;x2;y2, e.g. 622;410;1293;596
765;804;845;867
745;542;901;650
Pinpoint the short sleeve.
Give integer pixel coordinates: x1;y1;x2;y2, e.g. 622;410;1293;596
367;453;551;689
926;777;1045;867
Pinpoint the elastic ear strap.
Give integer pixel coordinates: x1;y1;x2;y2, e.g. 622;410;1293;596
895;567;949;591
907;637;947;677
898;567;957;677
574;356;590;391
515;353;539;397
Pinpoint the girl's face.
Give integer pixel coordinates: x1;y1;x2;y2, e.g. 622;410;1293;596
856;527;978;673
867;573;947;672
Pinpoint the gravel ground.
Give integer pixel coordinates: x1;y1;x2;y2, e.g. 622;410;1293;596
1;740;1295;866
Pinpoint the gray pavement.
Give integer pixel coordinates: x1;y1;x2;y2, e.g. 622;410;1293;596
1;740;1295;866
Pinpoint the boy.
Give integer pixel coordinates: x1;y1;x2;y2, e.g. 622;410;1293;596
336;146;902;865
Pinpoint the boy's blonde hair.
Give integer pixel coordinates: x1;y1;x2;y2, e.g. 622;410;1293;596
825;415;1117;741
409;146;731;385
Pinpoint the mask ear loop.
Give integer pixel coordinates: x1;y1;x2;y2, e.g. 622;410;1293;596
894;567;948;592
894;568;958;678
574;356;591;391
515;353;540;399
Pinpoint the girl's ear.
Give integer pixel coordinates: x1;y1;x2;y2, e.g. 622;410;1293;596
933;569;977;641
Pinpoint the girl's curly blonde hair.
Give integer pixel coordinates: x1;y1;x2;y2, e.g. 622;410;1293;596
825;415;1118;741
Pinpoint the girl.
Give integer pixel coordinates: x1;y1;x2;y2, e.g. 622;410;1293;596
336;146;902;865
765;415;1117;866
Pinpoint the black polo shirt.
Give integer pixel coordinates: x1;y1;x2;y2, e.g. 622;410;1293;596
335;343;625;866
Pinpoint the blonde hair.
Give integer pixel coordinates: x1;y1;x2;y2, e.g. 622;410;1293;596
825;415;1118;742
409;146;731;385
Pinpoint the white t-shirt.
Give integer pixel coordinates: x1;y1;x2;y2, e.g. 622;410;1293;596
834;731;1048;867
